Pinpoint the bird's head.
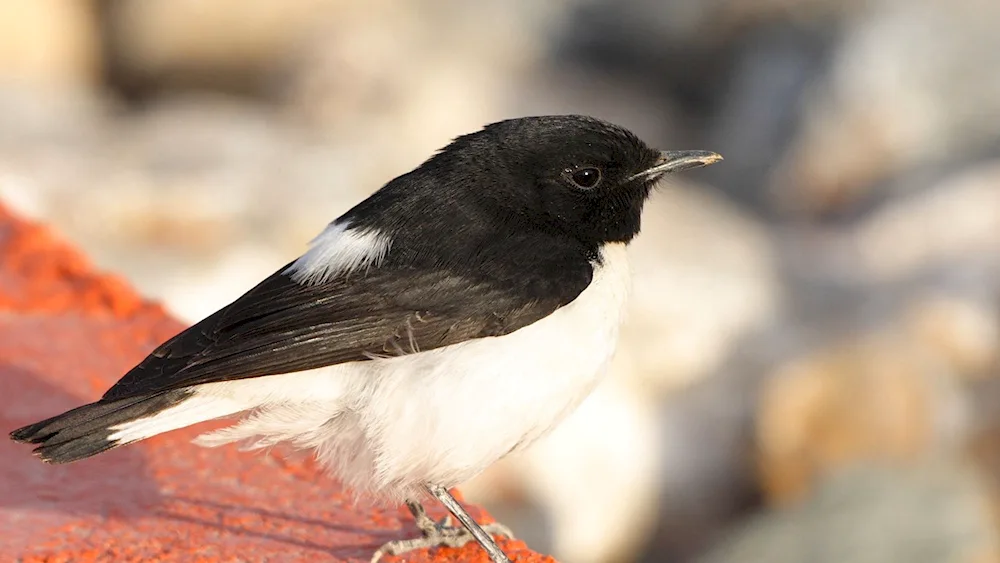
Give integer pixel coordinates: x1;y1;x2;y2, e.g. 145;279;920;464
452;115;722;246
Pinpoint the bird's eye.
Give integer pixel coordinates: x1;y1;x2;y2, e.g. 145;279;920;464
569;167;602;189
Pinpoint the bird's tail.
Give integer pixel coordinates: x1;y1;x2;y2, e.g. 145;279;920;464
9;389;242;463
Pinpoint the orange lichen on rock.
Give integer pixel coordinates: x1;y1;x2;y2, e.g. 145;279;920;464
0;205;165;318
0;203;554;562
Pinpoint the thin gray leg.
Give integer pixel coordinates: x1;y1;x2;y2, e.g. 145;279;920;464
427;484;512;563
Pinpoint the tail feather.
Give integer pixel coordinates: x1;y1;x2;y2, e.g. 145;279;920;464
10;389;197;463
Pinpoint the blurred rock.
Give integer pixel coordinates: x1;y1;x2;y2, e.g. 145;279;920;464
697;461;1000;563
553;0;855;120
636;283;999;562
0;0;102;89
771;0;1000;218
699;21;836;216
851;160;1000;285
103;0;344;97
904;294;1000;381
755;327;968;505
961;362;1000;525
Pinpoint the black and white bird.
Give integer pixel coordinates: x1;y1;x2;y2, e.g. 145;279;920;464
10;115;721;563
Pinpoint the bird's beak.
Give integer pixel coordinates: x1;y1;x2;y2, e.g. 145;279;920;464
630;150;723;182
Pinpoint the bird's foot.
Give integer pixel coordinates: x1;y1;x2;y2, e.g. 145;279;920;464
371;515;514;562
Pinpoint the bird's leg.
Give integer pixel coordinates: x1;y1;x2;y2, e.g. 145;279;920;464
371;485;515;563
428;484;514;563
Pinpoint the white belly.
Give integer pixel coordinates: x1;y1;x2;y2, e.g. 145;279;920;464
194;243;631;501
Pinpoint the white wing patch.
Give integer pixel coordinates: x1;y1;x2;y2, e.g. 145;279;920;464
285;221;392;285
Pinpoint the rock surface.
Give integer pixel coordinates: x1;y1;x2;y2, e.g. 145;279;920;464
697;462;1000;563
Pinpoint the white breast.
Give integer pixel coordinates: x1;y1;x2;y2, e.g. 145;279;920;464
193;243;632;502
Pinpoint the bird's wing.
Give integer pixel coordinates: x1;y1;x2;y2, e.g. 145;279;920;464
102;262;592;400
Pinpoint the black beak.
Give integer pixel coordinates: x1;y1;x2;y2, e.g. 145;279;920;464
630;150;723;182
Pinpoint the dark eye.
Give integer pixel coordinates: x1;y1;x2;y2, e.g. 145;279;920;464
569;167;602;189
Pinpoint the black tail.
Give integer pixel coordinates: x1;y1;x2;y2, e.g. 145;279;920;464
9;390;191;463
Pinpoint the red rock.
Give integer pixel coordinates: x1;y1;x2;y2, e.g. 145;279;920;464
0;204;554;562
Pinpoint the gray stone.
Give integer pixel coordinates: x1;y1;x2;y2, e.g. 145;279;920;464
697;462;999;563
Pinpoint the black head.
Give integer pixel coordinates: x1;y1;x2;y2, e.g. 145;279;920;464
473;115;720;246
344;115;721;264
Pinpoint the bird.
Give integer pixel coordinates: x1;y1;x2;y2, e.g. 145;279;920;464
9;115;721;563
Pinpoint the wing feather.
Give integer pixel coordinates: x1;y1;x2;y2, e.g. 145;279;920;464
101;261;591;400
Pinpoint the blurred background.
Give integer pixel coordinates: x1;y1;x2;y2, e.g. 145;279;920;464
1;1;999;562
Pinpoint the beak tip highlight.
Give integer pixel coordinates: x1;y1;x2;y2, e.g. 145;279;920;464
630;150;723;183
659;150;724;167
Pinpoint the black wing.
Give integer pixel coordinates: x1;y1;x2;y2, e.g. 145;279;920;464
102;262;591;400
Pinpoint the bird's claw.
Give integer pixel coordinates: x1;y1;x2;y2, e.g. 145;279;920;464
371;520;514;562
